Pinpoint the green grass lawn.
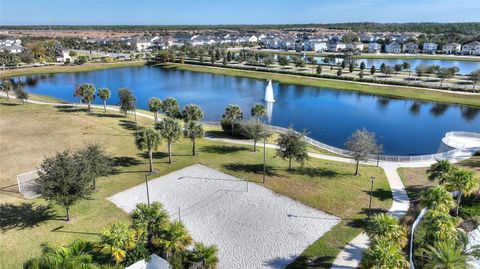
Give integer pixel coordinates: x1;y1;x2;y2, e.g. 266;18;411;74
0;99;391;268
0;61;146;79
160;63;480;107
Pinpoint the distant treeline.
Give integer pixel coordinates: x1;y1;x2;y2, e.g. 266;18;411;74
2;22;480;35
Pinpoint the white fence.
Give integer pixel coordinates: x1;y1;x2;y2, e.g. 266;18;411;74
202;121;479;163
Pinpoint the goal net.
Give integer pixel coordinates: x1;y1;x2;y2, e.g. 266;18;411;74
16;170;41;198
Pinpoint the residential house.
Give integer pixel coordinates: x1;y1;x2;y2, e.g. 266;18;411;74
360;34;375;43
422;42;438;54
442;43;461;54
132;38;152;51
346;42;364;52
384;41;402;53
280;37;296;50
307;41;328;52
0;39;24;53
461;41;480;55
368;42;382;54
402;42;419;53
56;49;72;63
328;42;346;52
261;36;281;49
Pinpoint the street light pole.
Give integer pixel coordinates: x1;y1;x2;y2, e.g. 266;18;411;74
368;176;375;218
263;135;266;184
145;174;151;206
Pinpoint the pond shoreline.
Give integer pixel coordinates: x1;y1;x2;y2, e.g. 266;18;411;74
160;62;480;107
2;60;480;107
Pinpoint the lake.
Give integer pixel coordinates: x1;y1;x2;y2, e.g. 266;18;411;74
14;66;480;155
319;57;480;75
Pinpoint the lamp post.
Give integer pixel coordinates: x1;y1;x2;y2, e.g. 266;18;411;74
144;170;156;206
263;134;266;184
368;176;375;218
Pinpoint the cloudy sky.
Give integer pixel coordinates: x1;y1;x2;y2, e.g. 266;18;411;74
1;0;479;25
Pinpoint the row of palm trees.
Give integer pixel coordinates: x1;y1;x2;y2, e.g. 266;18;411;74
25;202;219;268
136;98;205;171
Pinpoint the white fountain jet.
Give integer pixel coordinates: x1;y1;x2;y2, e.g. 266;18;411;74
264;79;275;103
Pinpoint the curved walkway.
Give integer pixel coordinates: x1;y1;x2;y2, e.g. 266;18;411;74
2;94;479;268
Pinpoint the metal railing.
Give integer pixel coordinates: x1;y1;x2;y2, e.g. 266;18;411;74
202;121;479;163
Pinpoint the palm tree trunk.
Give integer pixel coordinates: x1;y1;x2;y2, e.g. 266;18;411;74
154;112;157;123
103;100;107;113
253;139;257;152
87;103;91;112
288;158;292;171
66;206;70;221
231;122;234;134
6;91;9;100
456;192;462;216
355;160;360;175
148;150;153;172
168;142;172;163
192;139;196;156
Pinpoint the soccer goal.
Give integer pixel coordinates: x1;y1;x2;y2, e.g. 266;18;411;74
16;170;41;198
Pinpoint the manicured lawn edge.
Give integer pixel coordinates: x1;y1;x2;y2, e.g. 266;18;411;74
0;61;147;78
159;63;480;107
287;221;363;269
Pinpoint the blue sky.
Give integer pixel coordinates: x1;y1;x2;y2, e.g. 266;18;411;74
1;0;479;25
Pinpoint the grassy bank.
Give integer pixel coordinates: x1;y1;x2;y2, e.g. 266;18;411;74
352;54;480;62
246;49;480;62
0;61;147;78
160;63;480;107
0;99;391;268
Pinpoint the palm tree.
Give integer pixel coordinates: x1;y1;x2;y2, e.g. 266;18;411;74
365;213;407;247
421;186;456;213
191;242;219;269
78;83;96;112
222;104;243;133
183;121;204;156
97;222;138;264
97;87;111;113
153;220;193;258
428;159;454;184
362;237;409;269
250;103;266;123
444;168;479;216
135;127;161;172
155;118;182;163
148;97;163;123
0;79;13;99
403;62;412;79
425;240;469;269
24;240;96;269
131;202;170;246
182;104;204;123
162;97;180;118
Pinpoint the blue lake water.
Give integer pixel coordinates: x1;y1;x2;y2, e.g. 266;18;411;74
321;57;480;75
15;66;480;155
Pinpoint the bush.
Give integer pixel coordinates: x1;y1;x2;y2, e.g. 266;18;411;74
459;194;480;218
220;119;248;138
